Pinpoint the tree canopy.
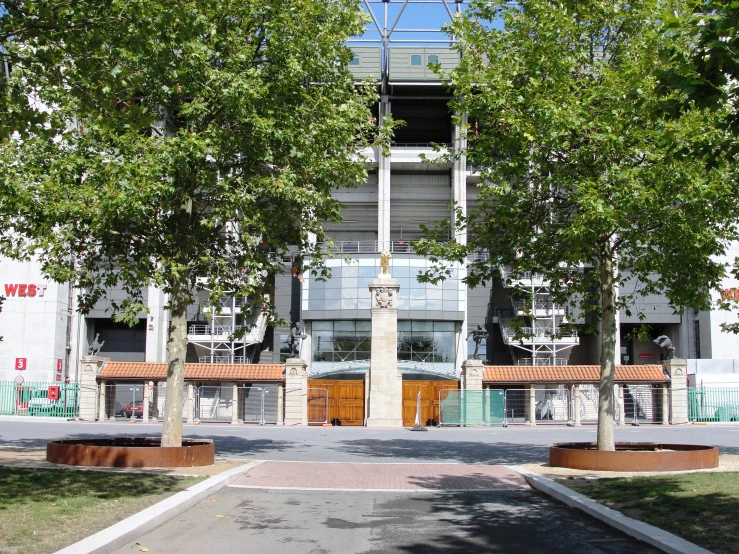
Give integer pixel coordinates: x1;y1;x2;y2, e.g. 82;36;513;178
1;0;378;445
416;0;737;449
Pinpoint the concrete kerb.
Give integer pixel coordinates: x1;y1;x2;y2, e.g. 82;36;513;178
507;465;711;554
54;460;264;554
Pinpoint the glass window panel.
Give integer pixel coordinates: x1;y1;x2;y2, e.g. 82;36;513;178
349;55;360;65
341;289;358;299
426;299;442;310
433;321;455;332
410;288;425;299
302;300;309;311
325;277;342;288
398;321;412;332
310;288;324;300
341;297;358;310
359;266;376;277
426;288;442;300
334;321;356;332
427;55;439;64
411;54;422;65
397;297;409;309
391;266;409;278
410;298;425;310
325;298;340;310
312;321;333;331
357;297;371;310
412;321;433;332
397;278;411;290
310;279;325;290
341;277;358;289
458;301;465;312
325;288;341;300
359;277;374;288
442;289;458;301
442;278;456;289
356;320;371;332
443;301;458;312
309;299;324;310
343;265;358;277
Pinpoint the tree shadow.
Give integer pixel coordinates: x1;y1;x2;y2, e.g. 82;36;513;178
334;439;549;464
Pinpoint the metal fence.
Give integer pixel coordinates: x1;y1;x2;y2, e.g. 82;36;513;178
503;387;573;425
100;383;145;420
196;385;235;422
623;384;665;425
688;386;739;422
0;381;80;417
439;389;505;426
576;385;620;425
240;384;279;425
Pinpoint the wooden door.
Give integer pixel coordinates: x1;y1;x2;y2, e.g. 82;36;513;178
403;380;460;426
308;379;365;426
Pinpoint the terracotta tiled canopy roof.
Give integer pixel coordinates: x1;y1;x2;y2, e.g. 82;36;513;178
482;365;667;384
98;362;284;382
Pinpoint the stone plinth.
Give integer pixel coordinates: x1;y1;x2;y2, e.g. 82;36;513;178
366;275;403;427
665;358;688;424
284;358;308;426
462;359;484;426
80;356;108;421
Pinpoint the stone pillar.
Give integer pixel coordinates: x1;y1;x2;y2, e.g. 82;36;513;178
284;358;308;426
186;383;194;424
526;385;537;426
462;359;484;426
662;384;669;425
616;384;625;425
231;383;239;424
377;101;391;250
98;380;107;421
78;356;107;421
573;384;581;426
143;381;150;422
366;274;403;427
276;384;284;425
665;359;689;424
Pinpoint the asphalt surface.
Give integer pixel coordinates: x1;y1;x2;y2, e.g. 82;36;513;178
2;419;739;464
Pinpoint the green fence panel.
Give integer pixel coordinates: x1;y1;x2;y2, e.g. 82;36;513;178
0;381;79;417
440;390;505;426
688;387;739;422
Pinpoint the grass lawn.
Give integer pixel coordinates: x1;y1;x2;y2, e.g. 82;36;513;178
563;471;739;554
0;467;204;554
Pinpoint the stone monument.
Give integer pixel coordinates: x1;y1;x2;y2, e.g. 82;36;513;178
366;250;403;427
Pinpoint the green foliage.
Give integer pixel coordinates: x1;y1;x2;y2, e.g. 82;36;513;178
1;0;378;322
417;0;736;327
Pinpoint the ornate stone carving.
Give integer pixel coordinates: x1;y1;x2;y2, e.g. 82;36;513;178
375;287;394;308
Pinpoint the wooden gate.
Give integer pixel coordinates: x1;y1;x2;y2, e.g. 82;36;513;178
308;379;365;426
402;380;460;426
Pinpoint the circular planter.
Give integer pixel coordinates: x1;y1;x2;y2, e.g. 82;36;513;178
550;442;718;472
47;438;215;468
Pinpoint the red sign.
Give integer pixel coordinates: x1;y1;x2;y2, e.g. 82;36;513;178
721;288;739;301
639;353;655;359
48;386;60;400
3;283;47;297
55;374;62;382
56;359;63;372
15;358;27;370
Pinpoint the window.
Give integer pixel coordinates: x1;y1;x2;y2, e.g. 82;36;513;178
427;55;439;64
349;55;360;66
410;55;422;66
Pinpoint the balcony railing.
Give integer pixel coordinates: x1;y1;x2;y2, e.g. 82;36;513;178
198;356;249;364
315;240;422;255
515;358;568;366
188;324;244;336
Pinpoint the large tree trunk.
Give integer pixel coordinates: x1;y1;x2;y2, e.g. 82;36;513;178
597;243;617;451
161;271;189;447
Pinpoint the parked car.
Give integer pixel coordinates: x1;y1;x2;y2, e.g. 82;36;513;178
28;389;62;415
123;402;144;419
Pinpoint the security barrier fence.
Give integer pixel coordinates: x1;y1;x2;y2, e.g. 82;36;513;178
576;385;618;425
100;383;145;420
688;386;739;422
623;384;665;425
503;387;573;425
439;389;505;426
0;381;80;417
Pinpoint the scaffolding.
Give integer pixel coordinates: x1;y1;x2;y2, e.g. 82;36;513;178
187;293;268;364
497;267;579;366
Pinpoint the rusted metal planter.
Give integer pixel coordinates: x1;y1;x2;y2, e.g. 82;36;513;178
550;442;718;472
47;438;215;468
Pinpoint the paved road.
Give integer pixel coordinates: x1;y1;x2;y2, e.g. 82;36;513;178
2;419;738;463
112;461;661;554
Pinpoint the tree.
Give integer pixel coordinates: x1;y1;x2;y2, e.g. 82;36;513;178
416;0;737;450
1;0;378;446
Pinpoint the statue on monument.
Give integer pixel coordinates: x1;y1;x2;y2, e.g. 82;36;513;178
653;335;676;360
467;324;488;359
380;249;391;276
87;333;105;356
288;322;307;358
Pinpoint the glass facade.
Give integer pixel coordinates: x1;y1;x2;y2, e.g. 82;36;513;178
302;258;465;314
310;320;456;374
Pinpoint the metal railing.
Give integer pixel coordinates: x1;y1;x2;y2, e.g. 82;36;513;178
500;325;578;340
187;324;244;336
503;387;573;426
99;383;144;420
515;358;568;366
315;240;420;255
198;356;249;364
687;386;739;422
576;385;621;425
0;381;80;418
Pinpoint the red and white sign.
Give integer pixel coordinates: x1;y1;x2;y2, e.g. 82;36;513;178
56;359;63;372
639;353;655;359
721;288;739;301
3;283;47;297
15;358;27;370
55;374;62;382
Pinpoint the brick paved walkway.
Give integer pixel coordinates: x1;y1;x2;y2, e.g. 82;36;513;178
230;461;528;491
